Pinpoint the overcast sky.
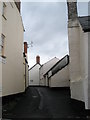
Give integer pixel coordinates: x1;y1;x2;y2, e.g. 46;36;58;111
21;1;88;68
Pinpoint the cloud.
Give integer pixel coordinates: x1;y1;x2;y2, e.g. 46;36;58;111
21;1;88;68
21;2;68;67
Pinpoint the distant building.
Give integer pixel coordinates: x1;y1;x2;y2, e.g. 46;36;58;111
29;56;41;86
39;57;59;86
0;1;25;97
67;0;90;109
44;55;69;87
23;42;29;89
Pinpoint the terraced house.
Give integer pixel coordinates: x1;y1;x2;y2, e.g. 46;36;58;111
0;1;28;97
67;0;90;110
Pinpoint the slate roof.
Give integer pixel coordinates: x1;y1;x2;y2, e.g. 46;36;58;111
40;57;59;68
79;16;90;32
44;55;69;78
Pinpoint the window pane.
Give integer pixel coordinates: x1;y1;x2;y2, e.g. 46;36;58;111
0;46;2;55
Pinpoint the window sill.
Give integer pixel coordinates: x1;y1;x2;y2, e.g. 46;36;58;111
1;55;6;59
2;15;7;20
0;56;6;64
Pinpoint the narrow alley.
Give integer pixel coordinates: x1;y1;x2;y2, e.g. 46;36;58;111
2;87;87;119
0;1;90;120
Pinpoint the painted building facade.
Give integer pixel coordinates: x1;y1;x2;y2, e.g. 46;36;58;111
29;56;41;86
39;57;59;86
49;65;69;87
67;0;90;109
0;2;2;97
45;55;70;87
0;1;25;97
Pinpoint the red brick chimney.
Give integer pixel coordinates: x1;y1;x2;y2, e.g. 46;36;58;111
24;42;27;54
36;56;40;64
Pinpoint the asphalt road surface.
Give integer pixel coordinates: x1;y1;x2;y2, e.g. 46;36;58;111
2;87;89;119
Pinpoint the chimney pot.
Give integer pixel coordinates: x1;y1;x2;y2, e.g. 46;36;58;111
24;42;27;54
36;56;40;64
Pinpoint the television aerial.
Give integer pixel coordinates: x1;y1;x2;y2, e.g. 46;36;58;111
28;41;33;48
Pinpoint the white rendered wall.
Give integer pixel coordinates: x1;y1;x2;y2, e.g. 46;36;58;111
68;19;90;109
29;64;41;86
26;64;29;88
49;65;70;87
39;58;59;86
79;24;88;109
2;2;24;96
68;20;84;102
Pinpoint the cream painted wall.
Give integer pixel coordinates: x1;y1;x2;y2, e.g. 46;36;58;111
1;2;24;96
68;19;84;102
0;2;2;36
29;64;41;86
0;2;2;97
39;57;59;86
49;65;70;87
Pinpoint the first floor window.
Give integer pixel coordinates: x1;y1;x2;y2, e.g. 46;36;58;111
0;34;5;57
2;2;6;19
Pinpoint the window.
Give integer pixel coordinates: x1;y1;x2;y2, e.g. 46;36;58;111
0;34;5;57
2;2;6;20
